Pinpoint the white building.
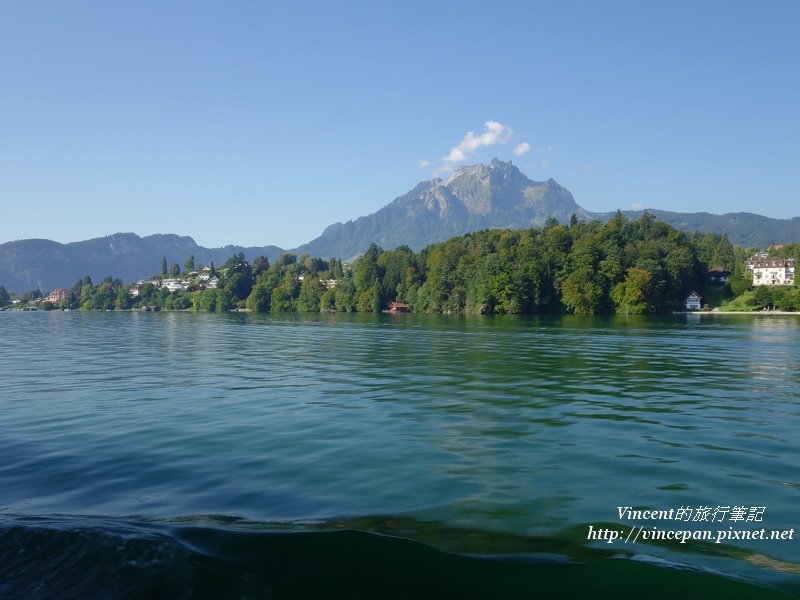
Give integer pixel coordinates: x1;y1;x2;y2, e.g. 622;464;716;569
684;291;703;310
746;257;795;286
162;279;190;292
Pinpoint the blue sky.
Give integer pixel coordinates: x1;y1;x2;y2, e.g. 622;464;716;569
1;1;798;248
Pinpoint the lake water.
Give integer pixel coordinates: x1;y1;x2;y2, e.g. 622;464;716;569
1;311;798;598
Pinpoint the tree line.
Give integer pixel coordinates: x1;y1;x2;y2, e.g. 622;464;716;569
4;213;785;314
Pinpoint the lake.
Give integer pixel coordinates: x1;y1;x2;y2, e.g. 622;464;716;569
1;311;798;598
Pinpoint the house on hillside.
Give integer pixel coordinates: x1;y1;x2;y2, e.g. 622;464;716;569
162;279;189;292
746;257;795;286
684;292;703;310
46;288;70;303
707;268;731;284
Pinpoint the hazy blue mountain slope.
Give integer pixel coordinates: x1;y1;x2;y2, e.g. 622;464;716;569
0;233;282;292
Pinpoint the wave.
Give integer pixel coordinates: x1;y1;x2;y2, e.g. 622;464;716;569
0;514;795;599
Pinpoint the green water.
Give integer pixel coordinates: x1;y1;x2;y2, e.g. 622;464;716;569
0;311;798;597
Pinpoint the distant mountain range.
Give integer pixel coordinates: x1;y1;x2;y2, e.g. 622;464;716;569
2;158;799;292
296;159;800;257
0;233;281;294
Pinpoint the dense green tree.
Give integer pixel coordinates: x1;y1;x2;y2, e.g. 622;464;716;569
252;256;270;277
275;253;297;268
115;288;132;310
192;289;217;312
168;264;180;277
161;257;168;276
224;272;253;302
611;268;654;314
728;264;752;296
271;273;299;312
753;285;773;309
246;282;272;312
319;287;337;311
297;277;325;312
334;276;356;311
184;255;195;272
543;216;560;230
0;286;9;306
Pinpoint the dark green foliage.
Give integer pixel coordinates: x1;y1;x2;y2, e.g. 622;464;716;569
35;217;788;315
184;255;195;272
161;257;168;276
224;272;252;302
753;286;773;309
0;286;9;306
252;256;269;277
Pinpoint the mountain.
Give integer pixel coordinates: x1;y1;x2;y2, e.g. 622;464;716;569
295;159;592;259
295;159;800;258
0;233;282;293
4;159;800;292
610;209;800;248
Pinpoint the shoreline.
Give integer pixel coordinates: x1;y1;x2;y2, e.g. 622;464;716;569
678;310;800;315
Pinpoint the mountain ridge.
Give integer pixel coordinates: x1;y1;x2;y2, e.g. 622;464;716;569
0;233;282;293
295;159;592;259
3;159;800;291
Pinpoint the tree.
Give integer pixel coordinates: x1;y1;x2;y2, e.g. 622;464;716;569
543;216;559;230
561;270;603;314
252;256;269;277
0;286;9;306
169;264;180;277
711;235;735;271
184;255;195;272
728;264;752;296
161;257;168;276
192;289;217;312
271;273;299;311
611;268;654;314
224;272;253;302
115;288;132;311
297;277;324;312
753;285;773;309
223;252;248;273
246;283;271;312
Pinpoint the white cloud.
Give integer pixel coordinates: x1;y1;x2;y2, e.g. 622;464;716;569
441;120;513;168
632;202;644;210
513;142;531;156
417;160;430;169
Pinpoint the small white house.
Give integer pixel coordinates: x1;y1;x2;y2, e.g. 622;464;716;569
162;279;189;292
684;291;703;310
